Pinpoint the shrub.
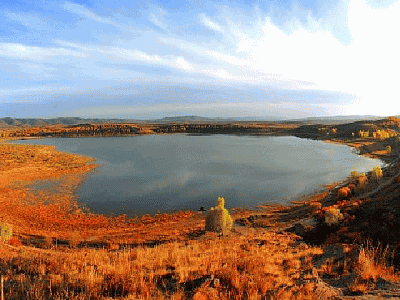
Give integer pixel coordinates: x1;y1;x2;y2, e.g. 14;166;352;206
350;171;359;179
0;222;13;242
372;166;383;180
356;173;368;189
205;197;233;235
337;187;351;199
347;183;356;195
359;130;369;138
324;207;344;227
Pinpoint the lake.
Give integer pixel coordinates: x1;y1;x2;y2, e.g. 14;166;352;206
15;135;384;216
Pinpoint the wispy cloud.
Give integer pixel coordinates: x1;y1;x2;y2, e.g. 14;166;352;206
199;13;224;33
149;7;169;31
5;11;48;28
0;43;87;60
62;2;118;26
100;47;194;71
0;85;77;98
54;40;194;72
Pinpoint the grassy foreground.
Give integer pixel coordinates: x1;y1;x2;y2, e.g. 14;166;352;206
2;118;400;299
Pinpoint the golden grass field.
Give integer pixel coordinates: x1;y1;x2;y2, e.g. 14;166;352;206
2;118;400;299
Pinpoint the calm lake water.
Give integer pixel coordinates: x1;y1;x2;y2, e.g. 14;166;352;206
15;135;384;216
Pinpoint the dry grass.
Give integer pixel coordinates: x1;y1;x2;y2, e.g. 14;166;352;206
0;143;96;187
346;241;400;294
356;242;395;281
0;230;325;299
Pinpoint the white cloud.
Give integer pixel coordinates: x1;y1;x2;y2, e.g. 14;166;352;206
149;7;170;32
0;43;87;60
53;40;93;51
5;12;47;28
206;51;249;67
97;47;194;72
98;47;162;62
149;13;167;30
179;2;399;115
55;40;194;72
199;14;224;33
3;0;399;117
204;69;234;80
206;15;347;90
63;2;118;26
174;57;193;70
345;1;400;86
0;86;77;98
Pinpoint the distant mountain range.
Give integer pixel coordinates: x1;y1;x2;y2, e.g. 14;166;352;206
285;115;386;125
0;117;142;127
0;115;390;127
152;115;387;124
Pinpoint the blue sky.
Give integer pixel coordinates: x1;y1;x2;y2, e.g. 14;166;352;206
0;0;398;119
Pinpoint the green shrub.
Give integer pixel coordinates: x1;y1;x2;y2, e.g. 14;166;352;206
0;222;13;242
205;197;233;235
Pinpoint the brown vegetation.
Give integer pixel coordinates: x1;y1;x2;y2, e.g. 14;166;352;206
337;187;351;199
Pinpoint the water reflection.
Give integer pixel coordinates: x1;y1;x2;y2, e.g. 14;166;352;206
16;135;384;216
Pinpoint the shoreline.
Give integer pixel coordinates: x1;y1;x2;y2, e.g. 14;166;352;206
3;133;387;217
2;132;390;207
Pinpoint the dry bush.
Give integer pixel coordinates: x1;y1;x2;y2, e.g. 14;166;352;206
324;207;343;227
205;197;233;235
0;222;13;242
337;187;351;199
350;171;359;179
372;166;383;181
347;183;356;194
356;173;368;190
